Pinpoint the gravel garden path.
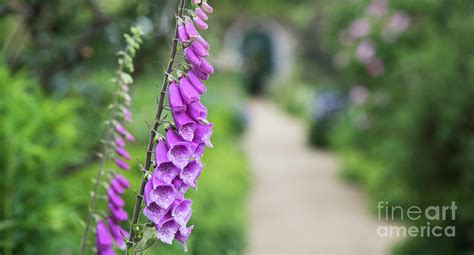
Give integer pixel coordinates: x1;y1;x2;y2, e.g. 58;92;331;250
243;99;399;255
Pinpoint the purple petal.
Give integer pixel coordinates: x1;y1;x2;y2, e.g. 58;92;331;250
178;76;200;104
96;220;113;251
166;129;193;169
154;161;180;184
201;1;213;13
111;178;125;194
156;218;180;244
195;7;208;21
196;35;209;50
191;41;208;57
149;182;181;209
123;107;132;122
155;138;170;165
192;0;201;4
144;202;170;224
144;178;154;205
180;160;203;189
107;188;125;208
108;203;129;222
187;101;208;122
115;158;130;171
193;123;213;147
114;174;130;189
173;111;196;142
107;217;127;250
178;23;190;43
115;135;125;147
184;47;201;66
187;70;207;94
172;177;191;194
171;199;192;225
192;67;209;80
169;81;186;113
185;20;199;38
176;225;194;252
192;142;206;158
199;57;214;74
116;147;131;160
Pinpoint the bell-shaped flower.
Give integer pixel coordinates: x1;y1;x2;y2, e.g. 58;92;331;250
180;160;203;189
176;225;194;252
201;1;213;13
149;180;181;209
171;199;192;225
193;123;213;147
107;217;128;250
198;57;214;74
114;122;135;142
96;220;113;251
111;178;126;194
195;7;208;21
192;142;206;158
185;20;199;39
187;70;207;94
107;188;125;208
173;111;196;142
187;101;208;122
196;35;209;50
178;23;190;43
155;218;180;244
184;47;201;66
154;139;181;183
169;81;186;113
123;107;132;122
193;16;208;30
166;129;193;169
115;135;125;148
114;174;130;189
108;203;129;222
115;147;131;160
144;202;170;224
192;67;209;80
114;158;130;170
191;41;208;57
178;76;200;104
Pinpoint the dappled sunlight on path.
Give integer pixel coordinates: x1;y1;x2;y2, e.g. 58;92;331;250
243;99;399;255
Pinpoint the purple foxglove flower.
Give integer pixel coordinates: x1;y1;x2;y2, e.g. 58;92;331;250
191;41;208;57
149;181;181;209
116;147;131;160
114;174;130;189
155;218;180;244
115;158;130;171
169;81;186;113
155;139;181;183
144;178;153;205
196;35;209;50
192;67;209;80
192;142;206;158
123;107;132;122
187;70;207;94
184;47;201;66
171;199;192;225
144;202;171;224
108;203;129;222
198;57;214;74
185;20;199;39
180;160;203;189
201;1;213;13
111;178;126;194
96;220;113;251
178;23;190;43
195;7;208;21
172;177;191;194
193;123;213;147
116;123;136;142
166;129;193;169
107;188;125;208
115;135;125;148
193;16;208;30
173;111;196;142
187;101;208;122
124;132;135;142
107;217;127;250
178;76;200;104
176;225;194;252
192;0;201;4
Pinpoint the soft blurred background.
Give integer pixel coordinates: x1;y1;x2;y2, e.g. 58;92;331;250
1;0;474;254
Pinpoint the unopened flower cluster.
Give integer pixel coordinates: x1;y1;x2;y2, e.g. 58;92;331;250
334;0;411;76
142;0;214;251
